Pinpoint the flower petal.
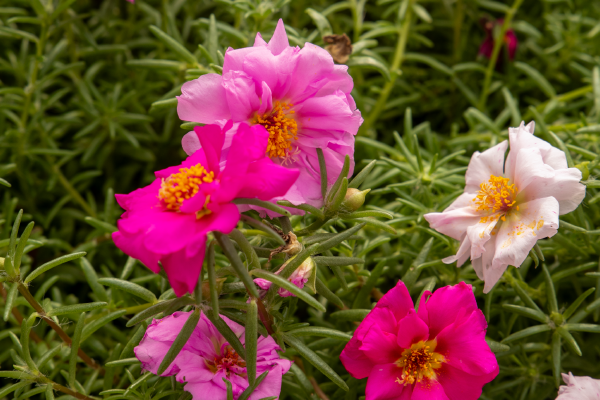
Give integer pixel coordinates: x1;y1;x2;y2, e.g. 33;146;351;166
297;90;363;135
376;280;415;322
360;322;403;365
410;379;450;400
365;363;409;400
396;310;429;349
267;19;289;55
222;71;260;121
424;193;482;241
436;363;497;400
161;235;207;296
177;74;231;123
464;140;508;193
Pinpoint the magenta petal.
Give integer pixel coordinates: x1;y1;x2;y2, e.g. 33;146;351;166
435;310;499;377
364;363;407;400
359;323;402;365
437;364;498;400
417;282;478;338
177;74;231;123
194;124;225;173
340;336;376;379
395;310;429;349
411;380;450;400
161;235;207;296
267;19;289;55
236;158;299;200
112;231;160;273
376;280;415;322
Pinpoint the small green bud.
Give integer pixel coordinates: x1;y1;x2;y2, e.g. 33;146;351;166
575;161;590;180
341;188;370;211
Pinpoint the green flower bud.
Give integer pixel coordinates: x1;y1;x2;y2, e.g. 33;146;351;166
575;161;590;181
341;188;370;211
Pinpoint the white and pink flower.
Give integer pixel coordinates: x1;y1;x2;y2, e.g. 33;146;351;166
556;373;600;400
425;122;585;292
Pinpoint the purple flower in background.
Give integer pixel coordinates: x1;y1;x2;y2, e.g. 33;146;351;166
479;18;517;61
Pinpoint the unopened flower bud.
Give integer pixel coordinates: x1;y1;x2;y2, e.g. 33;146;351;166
341;188;370;212
575;161;590;181
201;277;226;300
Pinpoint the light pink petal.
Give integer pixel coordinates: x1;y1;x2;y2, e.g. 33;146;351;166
177;74;231;123
396;310;429;349
513;147;584;215
254;32;267;47
222;71;260;121
506;121;568;178
182;381;228;400
175;351;215;383
248;365;285;400
135;336;180;376
466;214;500;260
242;46;297;99
417;282;478;339
411;380;449;400
442;235;472;268
223;46;262;74
365;363;408;400
267;19;289;55
437;364;498;400
490;196;559;290
257;81;273;115
471;232;501;292
359;323;402;365
424;193;482;241
464;140;508;193
557;372;600;400
435;310;498;377
297;91;363;136
286;43;335;101
182;131;201;156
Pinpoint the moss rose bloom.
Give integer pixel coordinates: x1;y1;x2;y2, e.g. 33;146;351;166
112;122;298;296
340;281;499;400
177;19;362;214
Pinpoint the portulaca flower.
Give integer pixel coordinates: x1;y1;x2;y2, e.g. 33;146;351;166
424;122;585;292
557;373;600;400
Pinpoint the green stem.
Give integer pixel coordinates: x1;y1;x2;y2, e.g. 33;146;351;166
52;164;97;217
477;0;525;110
360;2;413;133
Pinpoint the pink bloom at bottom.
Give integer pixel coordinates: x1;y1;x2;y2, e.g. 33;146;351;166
254;256;316;298
135;311;292;400
557;373;600;400
340;281;499;400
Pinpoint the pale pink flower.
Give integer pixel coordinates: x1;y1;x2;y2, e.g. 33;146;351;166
177;19;362;214
557;373;600;400
340;281;499;399
424;122;585;292
254;256;316;297
135;311;292;400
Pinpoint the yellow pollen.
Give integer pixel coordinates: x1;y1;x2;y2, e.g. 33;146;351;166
474;175;517;213
158;163;214;212
395;340;445;386
252;101;298;159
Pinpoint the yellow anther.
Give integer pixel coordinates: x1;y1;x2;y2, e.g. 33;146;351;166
251;101;298;159
395;340;445;386
158;163;214;212
474;175;517;214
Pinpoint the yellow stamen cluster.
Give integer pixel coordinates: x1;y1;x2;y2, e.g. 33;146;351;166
158;163;214;212
252;101;298;159
395;340;445;386
207;346;246;376
474;175;517;213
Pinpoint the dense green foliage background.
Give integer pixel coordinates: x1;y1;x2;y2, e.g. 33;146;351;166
2;0;600;399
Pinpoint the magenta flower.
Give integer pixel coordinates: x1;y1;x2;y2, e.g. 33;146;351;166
340;281;499;400
112;122;299;296
177;19;363;213
479;19;517;61
135;311;292;400
557;373;600;400
424;122;585;292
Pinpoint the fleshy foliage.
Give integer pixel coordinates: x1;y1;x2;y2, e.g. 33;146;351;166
340;281;499;400
424;122;585;292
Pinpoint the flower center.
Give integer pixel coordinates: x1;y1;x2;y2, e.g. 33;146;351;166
158;163;214;212
211;346;246;376
395;340;445;386
252;101;298;160
474;175;517;214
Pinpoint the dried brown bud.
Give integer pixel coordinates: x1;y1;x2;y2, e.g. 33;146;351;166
323;34;353;64
201;277;226;300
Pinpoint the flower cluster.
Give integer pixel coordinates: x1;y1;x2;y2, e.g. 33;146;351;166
135;311;291;400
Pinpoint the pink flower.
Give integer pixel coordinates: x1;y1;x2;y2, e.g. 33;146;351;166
557;373;600;400
424;122;585;293
479;19;517;61
177;19;363;213
112;122;299;296
340;281;498;400
254;256;316;297
135;311;292;400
